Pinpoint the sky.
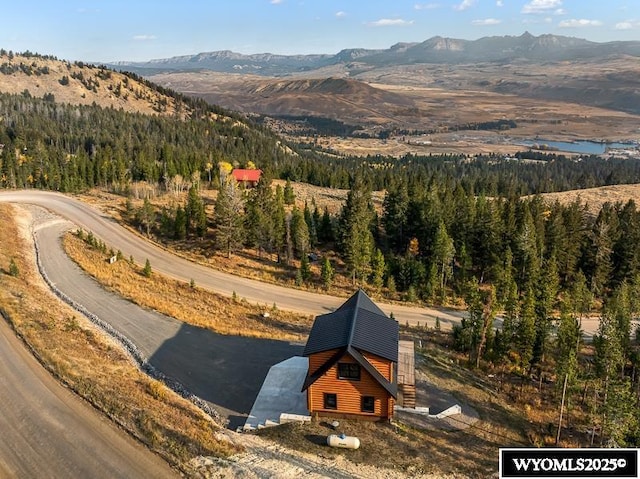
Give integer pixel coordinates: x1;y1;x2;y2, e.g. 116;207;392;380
1;0;638;62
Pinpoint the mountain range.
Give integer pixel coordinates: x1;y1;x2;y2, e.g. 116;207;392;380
112;32;640;76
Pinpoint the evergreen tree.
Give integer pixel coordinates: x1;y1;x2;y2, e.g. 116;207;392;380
517;286;537;372
555;303;582;392
532;255;559;368
321;257;334;290
174;205;187;240
283;179;295;205
290;207;310;259
432;221;456;302
338;176;375;284
463;277;484;365
299;255;312;282
569;270;593;323
273;185;287;261
585;208;614;296
594;308;630;445
318;206;334;243
501;276;519;357
370;248;386;292
304;201;317;247
515;203;540;289
245;174;275;256
382;182;409;252
312;205;321;245
142;258;152;277
185;184;206;237
214;177;245;258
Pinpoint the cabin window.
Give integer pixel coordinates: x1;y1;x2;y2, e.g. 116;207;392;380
338;363;361;380
361;396;375;413
324;393;337;410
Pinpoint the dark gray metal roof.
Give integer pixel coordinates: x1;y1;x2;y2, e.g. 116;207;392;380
302;289;399;363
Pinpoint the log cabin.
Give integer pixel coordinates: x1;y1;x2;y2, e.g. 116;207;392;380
301;289;399;420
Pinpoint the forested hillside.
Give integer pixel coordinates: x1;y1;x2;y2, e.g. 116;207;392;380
2;52;640;447
0;92;289;191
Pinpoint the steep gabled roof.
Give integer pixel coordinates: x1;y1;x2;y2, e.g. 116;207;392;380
301;289;399;398
302;289;398;362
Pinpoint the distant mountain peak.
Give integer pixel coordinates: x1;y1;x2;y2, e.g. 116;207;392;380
110;32;640;77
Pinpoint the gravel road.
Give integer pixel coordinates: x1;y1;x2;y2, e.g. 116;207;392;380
0;311;177;478
0;190;607;336
36;221;303;421
0;191;468;328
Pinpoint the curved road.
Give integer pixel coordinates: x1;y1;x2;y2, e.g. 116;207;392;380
0;191;468;326
0;312;177;478
36;220;302;423
0;190;605;336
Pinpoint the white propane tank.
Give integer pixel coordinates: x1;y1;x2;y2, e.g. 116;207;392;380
327;434;360;450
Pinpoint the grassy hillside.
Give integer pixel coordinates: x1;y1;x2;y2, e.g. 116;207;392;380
0;50;195;117
539;183;640;214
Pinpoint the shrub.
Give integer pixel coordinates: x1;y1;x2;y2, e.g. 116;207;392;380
8;258;19;277
142;258;152;277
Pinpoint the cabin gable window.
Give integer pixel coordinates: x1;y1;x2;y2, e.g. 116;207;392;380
337;363;361;380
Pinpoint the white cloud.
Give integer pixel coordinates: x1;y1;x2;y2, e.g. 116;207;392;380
335;11;346;18
496;0;504;6
367;18;415;27
615;21;633;30
472;18;502;25
615;20;640;29
133;35;157;41
270;0;283;4
522;0;562;14
414;2;440;9
558;18;603;28
554;8;566;15
453;0;476;12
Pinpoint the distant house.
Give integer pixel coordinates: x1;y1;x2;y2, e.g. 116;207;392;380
231;168;262;187
301;290;399;420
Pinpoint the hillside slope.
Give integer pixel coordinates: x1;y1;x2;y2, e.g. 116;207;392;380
154;74;415;126
0;51;193;117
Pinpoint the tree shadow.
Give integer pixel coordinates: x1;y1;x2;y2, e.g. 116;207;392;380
149;323;303;418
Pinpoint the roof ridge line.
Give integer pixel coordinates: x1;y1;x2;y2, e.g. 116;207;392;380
346;289;363;346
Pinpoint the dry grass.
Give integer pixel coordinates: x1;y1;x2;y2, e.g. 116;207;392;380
0;204;239;475
64;232;313;341
537;183;640;215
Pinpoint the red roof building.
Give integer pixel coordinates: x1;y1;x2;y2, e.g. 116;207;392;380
231;169;262;187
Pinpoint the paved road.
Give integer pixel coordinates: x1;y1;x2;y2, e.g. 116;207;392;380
37;221;302;422
0;190;604;336
0;312;177;478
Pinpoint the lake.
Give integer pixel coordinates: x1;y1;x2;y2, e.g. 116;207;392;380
520;139;638;155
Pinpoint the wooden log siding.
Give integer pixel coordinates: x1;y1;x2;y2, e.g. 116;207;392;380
307;349;395;418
